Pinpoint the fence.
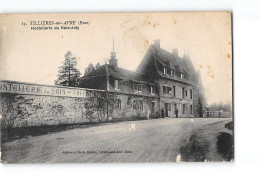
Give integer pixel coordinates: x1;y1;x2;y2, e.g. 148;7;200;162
206;111;231;118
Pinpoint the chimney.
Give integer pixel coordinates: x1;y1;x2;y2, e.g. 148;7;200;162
172;49;178;57
109;38;118;69
154;39;160;48
109;51;118;69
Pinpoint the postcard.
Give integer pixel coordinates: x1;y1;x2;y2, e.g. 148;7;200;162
0;12;233;163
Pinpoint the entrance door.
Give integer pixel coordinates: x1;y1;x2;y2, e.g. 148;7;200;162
172;103;176;117
151;102;155;114
164;103;168;117
165;103;171;117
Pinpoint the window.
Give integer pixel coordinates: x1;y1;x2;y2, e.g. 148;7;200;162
134;84;138;91
190;89;193;99
185;90;188;97
181;73;184;79
163;86;171;94
183;104;186;114
163;86;166;93
151;85;155;95
190;105;193;115
115;99;121;109
138;85;142;92
151;102;155;113
115;80;119;90
182;88;185;98
133;100;137;110
167;87;172;94
133;100;143;111
171;70;174;76
173;86;176;97
134;83;142;93
167;68;171;75
139;101;143;111
163;67;166;74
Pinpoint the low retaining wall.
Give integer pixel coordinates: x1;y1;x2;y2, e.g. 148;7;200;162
206;111;231;118
0;80;159;128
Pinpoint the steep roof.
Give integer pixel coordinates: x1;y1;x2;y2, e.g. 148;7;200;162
117;67;155;84
135;44;199;86
82;64;155;84
152;46;195;74
86;65;122;79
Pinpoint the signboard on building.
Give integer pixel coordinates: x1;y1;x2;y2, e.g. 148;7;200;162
0;80;86;98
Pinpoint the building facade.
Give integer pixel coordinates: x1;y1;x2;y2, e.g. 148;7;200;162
79;40;204;120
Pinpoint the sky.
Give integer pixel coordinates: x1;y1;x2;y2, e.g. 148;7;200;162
0;12;232;105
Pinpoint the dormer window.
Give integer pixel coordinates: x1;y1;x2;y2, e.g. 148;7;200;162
134;83;142;93
114;80;119;90
171;70;174;76
163;67;166;74
151;85;155;95
181;73;184;79
138;85;142;92
167;68;171;75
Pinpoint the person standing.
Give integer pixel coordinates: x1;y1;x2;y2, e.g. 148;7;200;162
175;108;179;118
161;108;165;118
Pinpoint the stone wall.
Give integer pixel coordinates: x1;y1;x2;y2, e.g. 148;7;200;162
0;87;109;128
0;80;160;128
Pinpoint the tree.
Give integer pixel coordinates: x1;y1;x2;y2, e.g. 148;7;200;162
84;62;103;76
207;103;232;112
95;62;101;69
84;63;95;76
55;51;81;87
198;94;204;117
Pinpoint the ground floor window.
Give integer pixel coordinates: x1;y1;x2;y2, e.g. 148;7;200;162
133;100;137;110
151;102;155;113
115;99;121;109
139;101;143;111
190;105;193;115
133;100;143;111
182;104;186;114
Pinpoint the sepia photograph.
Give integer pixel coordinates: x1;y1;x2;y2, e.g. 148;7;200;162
0;12;233;163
